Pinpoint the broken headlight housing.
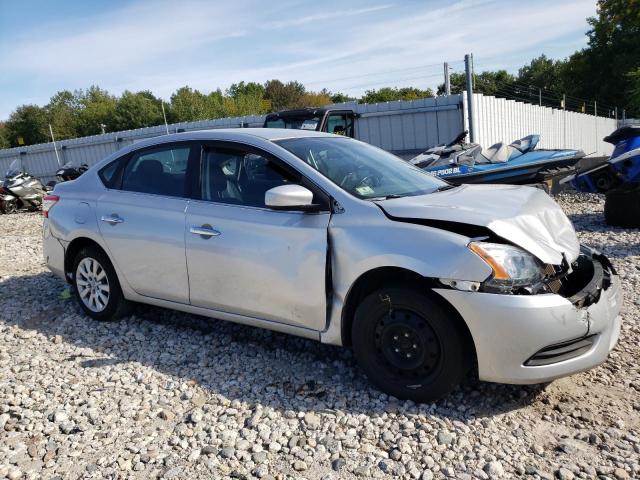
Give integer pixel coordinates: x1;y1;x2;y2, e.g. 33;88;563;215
468;241;543;292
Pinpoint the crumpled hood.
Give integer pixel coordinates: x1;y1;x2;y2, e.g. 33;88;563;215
376;184;580;265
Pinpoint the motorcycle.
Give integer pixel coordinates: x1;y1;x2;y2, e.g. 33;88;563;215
45;161;89;191
0;159;47;214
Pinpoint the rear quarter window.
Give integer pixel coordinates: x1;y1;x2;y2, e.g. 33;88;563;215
99;157;125;188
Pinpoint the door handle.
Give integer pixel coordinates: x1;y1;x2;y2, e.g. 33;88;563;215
190;225;221;238
101;214;124;224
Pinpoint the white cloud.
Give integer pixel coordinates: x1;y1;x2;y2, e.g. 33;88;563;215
0;0;597;118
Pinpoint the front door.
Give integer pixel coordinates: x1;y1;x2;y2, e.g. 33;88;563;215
96;143;195;304
185;143;331;330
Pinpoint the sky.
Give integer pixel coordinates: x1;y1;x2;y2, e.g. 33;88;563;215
0;0;598;120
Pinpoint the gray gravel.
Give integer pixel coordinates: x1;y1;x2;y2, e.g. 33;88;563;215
1;193;639;479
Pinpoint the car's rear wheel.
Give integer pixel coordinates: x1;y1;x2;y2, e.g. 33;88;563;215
72;246;130;321
352;288;471;402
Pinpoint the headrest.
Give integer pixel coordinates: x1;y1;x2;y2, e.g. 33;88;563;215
136;159;164;176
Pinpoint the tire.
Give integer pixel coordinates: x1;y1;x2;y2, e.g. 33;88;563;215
0;199;17;214
604;187;640;228
352;288;471;402
72;245;131;321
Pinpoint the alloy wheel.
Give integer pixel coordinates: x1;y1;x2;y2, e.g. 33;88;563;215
75;257;110;313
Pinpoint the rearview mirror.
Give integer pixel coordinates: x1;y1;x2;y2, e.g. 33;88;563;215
265;184;316;211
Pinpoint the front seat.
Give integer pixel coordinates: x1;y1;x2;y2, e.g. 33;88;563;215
127;159;165;193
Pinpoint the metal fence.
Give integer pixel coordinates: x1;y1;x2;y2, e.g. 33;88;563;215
467;93;617;156
0;92;619;183
0;96;465;183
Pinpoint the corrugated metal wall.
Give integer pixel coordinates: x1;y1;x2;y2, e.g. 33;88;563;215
349;95;463;158
0;92;617;183
0;115;265;183
0;96;464;181
469;93;617;156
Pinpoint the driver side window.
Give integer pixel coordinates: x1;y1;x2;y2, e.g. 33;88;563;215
200;146;301;208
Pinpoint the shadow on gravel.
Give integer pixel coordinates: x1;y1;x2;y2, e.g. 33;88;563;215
0;271;546;420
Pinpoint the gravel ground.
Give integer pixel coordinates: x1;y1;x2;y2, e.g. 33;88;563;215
0;192;639;480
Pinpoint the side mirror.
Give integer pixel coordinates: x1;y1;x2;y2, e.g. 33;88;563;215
265;184;317;211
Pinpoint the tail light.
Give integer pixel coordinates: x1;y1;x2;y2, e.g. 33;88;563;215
42;195;60;218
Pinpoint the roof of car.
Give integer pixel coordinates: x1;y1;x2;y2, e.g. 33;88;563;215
122;128;338;153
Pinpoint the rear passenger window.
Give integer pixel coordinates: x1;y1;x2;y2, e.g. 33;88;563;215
122;146;190;197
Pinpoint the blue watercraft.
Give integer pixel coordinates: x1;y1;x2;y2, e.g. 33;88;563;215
410;132;585;186
571;125;640;228
572;125;640;193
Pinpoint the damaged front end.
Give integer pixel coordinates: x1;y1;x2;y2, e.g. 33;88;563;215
453;240;615;311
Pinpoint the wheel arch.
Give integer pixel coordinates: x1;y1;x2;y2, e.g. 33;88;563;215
340;266;477;371
64;236;111;282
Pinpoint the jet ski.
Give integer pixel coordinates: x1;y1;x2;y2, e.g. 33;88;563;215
570;125;640;228
571;125;640;193
410;132;585;186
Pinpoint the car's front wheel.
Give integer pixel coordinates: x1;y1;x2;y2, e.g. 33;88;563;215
352;288;472;402
72;246;130;321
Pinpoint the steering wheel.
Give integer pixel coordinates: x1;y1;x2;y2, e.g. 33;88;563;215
356;175;380;189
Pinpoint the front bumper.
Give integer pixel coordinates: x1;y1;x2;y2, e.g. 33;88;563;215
434;257;622;384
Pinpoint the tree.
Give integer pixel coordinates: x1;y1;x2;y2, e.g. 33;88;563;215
227;81;265;100
329;92;355;104
46;90;79;140
4;105;49;147
291;91;332;108
361;86;434;103
169;86;210;122
628;67;640;115
264;80;305;110
518;55;565;92
75;86;117;136
562;0;640;115
437;71;516;97
0;122;10;149
110;91;164;131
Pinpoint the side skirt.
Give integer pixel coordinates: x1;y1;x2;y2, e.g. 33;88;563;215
122;292;321;341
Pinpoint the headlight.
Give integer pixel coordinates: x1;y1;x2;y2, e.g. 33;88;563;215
468;241;543;291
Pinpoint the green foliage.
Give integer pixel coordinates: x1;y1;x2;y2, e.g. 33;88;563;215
75;86;117;137
169;87;211;122
329;92;356;104
361;87;434;103
4;105;49;146
438;70;516;96
111;91;164;131
518;55;564;92
0;122;9;149
227;81;265;100
264;80;306;111
46;90;79;140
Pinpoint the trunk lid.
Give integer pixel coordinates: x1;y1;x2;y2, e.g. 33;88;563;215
376;184;579;265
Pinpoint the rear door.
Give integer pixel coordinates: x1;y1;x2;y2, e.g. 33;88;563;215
96;142;196;304
185;142;331;330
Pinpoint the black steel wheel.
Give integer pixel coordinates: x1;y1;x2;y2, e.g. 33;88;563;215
352;288;472;402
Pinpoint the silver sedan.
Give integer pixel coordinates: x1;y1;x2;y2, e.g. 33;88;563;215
42;129;621;401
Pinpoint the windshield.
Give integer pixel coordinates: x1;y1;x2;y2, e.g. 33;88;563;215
276;137;448;199
6;159;21;177
265;116;322;131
